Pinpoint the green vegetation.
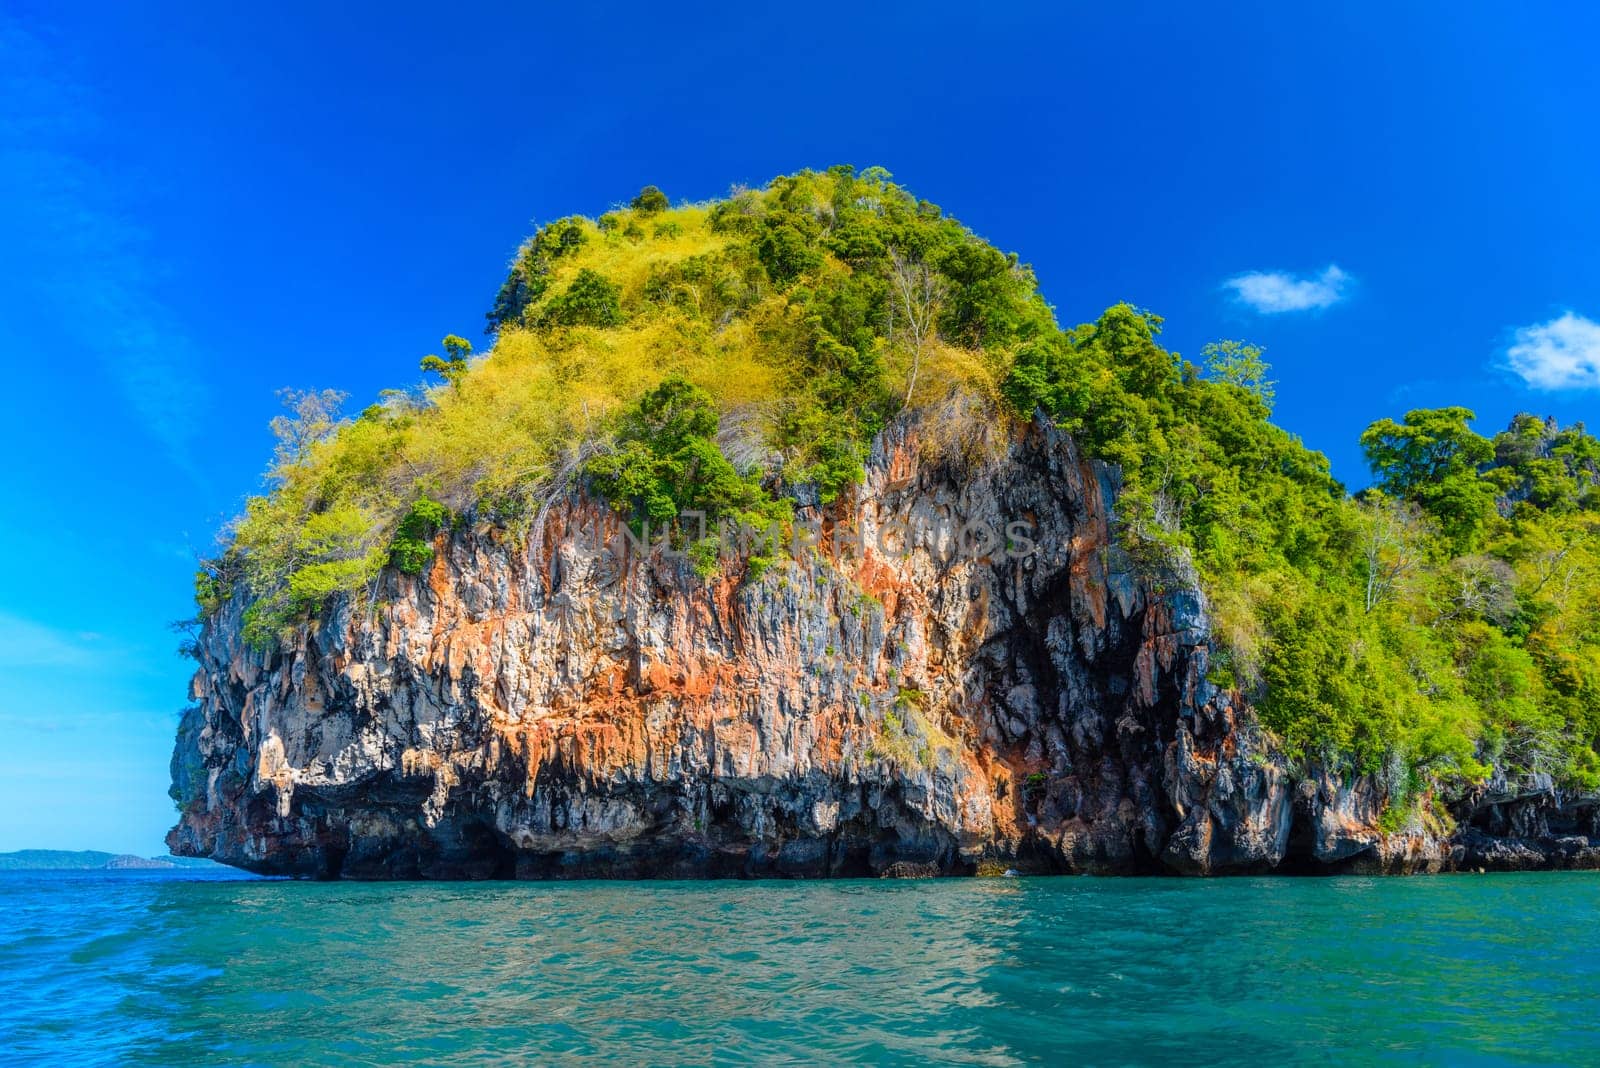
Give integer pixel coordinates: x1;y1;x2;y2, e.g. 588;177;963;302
195;166;1600;808
867;688;956;770
389;497;451;575
996;296;1600;789
1022;772;1049;802
538;268;624;328
420;335;472;389
630;185;670;214
1361;407;1496;552
585;376;785;534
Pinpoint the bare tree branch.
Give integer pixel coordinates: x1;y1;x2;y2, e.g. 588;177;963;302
887;247;945;405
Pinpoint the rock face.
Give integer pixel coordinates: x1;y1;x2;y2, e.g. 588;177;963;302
169;417;1600;878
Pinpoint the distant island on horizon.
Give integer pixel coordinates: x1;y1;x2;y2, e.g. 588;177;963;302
0;849;230;872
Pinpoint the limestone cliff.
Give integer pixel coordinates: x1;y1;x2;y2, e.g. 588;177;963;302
169;418;1600;877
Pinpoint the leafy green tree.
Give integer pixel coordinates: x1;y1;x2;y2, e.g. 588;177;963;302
286;507;381;606
756;212;824;287
540;269;624;327
630;185;669;214
1488;413;1600;514
389;497;451;574
1094;304;1177;398
485;218;588;329
934;241;1030;347
420;335;472;389
1201;340;1276;409
586;377;784;536
1361;407;1496;551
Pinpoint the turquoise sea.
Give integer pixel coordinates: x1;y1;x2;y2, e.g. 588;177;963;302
2;869;1597;1065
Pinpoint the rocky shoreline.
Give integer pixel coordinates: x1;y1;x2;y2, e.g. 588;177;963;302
169;417;1600;878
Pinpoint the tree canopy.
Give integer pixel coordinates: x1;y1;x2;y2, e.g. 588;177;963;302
1361;407;1497;551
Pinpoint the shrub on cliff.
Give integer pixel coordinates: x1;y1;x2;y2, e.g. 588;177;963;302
585;376;786;541
538;268;624;328
630;185;669;214
486;216;588;329
389;497;451;575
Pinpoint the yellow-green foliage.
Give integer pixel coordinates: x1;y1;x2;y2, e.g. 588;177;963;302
207;166;1048;645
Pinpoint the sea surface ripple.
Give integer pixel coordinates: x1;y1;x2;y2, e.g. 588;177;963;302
2;870;1596;1065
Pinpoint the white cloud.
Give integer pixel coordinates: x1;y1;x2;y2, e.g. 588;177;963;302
1224;265;1351;314
1505;312;1600;391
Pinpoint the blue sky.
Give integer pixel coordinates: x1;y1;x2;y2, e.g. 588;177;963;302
2;3;1597;854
